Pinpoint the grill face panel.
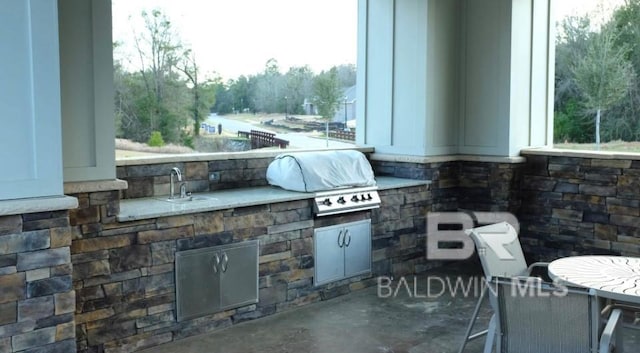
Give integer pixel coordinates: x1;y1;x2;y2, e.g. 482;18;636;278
312;186;380;216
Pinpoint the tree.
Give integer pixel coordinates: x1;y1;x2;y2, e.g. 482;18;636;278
176;50;216;137
211;80;234;115
608;0;640;141
555;15;591;108
282;66;314;115
114;9;218;146
230;75;251;113
312;68;341;120
571;22;634;148
612;0;640;72
554;15;594;143
334;63;357;88
130;9;188;143
252;58;283;113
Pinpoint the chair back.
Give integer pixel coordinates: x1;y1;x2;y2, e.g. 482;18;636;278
465;222;528;278
492;277;598;353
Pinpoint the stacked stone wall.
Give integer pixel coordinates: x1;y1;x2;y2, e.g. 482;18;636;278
117;158;275;200
0;212;76;353
371;160;522;213
15;151;636;352
519;155;640;260
67;183;429;352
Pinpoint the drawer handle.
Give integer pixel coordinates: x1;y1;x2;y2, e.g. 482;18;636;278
337;229;345;248
213;254;220;273
221;252;229;273
344;229;351;247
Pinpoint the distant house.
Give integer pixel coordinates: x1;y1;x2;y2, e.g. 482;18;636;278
333;85;356;124
302;98;317;116
303;85;357;125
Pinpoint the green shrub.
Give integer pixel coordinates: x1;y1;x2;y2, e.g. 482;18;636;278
181;133;194;149
148;131;165;147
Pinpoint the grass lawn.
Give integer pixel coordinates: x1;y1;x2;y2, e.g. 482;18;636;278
115;149;166;158
554;140;640;153
114;132;252;159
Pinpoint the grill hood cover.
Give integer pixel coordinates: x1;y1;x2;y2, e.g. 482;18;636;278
266;150;376;192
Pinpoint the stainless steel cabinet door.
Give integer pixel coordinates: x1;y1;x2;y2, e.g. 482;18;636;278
344;220;372;277
176;240;259;321
175;248;220;321
314;225;345;286
219;241;259;310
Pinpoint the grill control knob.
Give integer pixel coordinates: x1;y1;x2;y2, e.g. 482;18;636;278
337;196;346;204
367;193;373;200
360;194;366;201
351;195;359;202
322;198;332;206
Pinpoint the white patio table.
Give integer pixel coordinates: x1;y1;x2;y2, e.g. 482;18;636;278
548;255;640;304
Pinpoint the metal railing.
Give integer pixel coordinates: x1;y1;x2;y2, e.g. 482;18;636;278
238;130;289;149
329;129;356;141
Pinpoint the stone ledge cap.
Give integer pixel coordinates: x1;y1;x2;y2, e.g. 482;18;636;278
370;153;526;164
115;147;375;166
64;179;128;194
0;195;78;216
521;147;640;160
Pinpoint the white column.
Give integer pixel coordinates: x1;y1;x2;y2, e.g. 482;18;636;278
0;0;64;200
459;0;554;156
358;0;554;157
358;0;461;156
59;0;116;181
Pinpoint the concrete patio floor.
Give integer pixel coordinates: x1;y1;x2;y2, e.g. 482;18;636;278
140;264;639;353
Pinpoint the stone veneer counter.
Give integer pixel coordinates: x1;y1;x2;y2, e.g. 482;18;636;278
118;177;430;221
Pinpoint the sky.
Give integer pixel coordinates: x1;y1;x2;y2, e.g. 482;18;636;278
112;0;624;81
112;0;358;81
554;0;625;24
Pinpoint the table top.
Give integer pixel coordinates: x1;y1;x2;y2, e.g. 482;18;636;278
548;256;640;303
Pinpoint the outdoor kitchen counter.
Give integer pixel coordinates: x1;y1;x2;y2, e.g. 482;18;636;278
117;176;430;222
375;176;431;190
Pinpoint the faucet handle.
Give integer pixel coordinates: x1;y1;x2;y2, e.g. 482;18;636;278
169;167;183;199
171;167;182;181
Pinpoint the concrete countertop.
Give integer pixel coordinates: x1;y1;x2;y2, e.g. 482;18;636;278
118;176;430;222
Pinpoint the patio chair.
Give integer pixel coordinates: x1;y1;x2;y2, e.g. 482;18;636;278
458;221;549;353
485;277;623;353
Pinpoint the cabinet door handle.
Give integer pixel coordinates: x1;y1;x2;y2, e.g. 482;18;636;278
213;254;220;273
344;229;351;247
221;252;229;273
337;229;345;248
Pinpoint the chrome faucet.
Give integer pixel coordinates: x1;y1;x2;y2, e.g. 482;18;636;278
170;167;183;199
180;182;187;198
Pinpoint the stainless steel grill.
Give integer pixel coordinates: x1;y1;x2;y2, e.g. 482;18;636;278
266;150;381;216
312;186;380;216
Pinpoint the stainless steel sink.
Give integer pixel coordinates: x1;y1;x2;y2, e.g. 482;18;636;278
157;195;218;203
